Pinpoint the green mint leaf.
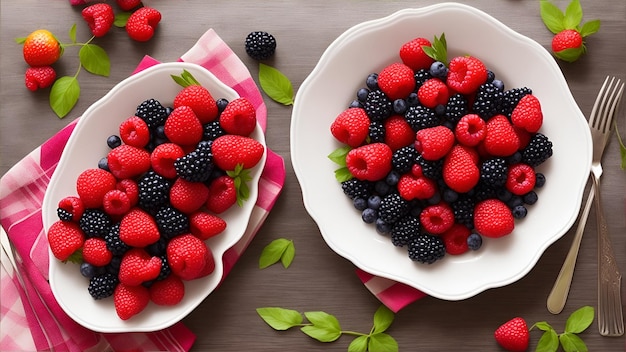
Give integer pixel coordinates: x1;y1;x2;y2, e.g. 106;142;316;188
532;321;555;332
554;46;584;63
540;0;566;34
616;123;626;169
536;329;559;352
50;76;80;118
259;63;294;105
114;12;131;27
171;74;189;87
15;37;27;44
334;167;353;182
328;146;350;167
69;24;77;43
559;332;588;352
259;238;294;269
580;19;601;37
181;69;201;85
301;311;342;342
79;44;110;77
280;240;295;268
565;305;594;333
348;335;369;352
422;33;447;64
368;332;399;352
256;307;303;330
563;0;583;29
372;305;394;334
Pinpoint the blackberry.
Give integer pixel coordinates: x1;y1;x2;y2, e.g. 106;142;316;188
391;215;420;247
79;209;111;238
203;120;226;141
156;253;171;281
104;222;130;256
472;83;503;120
404;105;440;131
88;273;118;300
174;140;214;182
341;179;373;200
378;193;409;224
138;171;171;211
501;87;532;117
521;133;553;167
416;155;443;180
472;181;497;201
106;256;122;276
368;120;385;143
407;234;445;264
451;195;475;229
146;237;168;257
136;98;168;129
413;69;432;88
363;90;393;121
155;206;189;239
244;31;277;61
391;146;417;174
444;93;469;125
480;158;508;187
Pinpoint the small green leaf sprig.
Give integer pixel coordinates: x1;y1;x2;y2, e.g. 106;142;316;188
257;305;398;352
259;238;295;269
258;63;294;106
531;306;594;352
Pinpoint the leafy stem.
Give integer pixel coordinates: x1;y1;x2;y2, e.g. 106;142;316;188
530;306;594;352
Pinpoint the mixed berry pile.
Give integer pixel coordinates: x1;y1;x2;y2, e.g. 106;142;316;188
329;34;553;264
47;70;264;320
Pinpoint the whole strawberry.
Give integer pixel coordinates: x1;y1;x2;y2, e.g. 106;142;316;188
494;317;530;352
24;66;56;91
126;7;161;42
82;3;115;37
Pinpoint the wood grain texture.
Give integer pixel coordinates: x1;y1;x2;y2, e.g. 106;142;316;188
1;1;625;350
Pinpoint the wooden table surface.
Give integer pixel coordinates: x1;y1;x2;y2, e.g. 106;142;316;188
2;1;625;351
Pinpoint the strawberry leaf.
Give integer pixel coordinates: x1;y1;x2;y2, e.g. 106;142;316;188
114;12;131;28
171;69;201;87
563;0;583;30
540;0;566;34
579;19;601;37
554;46;584;63
14;37;27;44
79;44;110;77
50;76;80;118
259;63;294;105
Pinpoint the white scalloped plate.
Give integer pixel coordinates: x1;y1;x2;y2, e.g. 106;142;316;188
42;62;266;332
291;3;591;300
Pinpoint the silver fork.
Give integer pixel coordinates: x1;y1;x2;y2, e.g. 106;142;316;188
546;77;625;317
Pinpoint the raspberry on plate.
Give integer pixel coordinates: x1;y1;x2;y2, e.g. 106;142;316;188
376;62;416;101
417;78;450;109
442;145;480;193
474;199;514;238
415;125;455;161
420;203;455;234
399;37;434;71
174;85;219;124
219;97;257;136
446;56;488;94
511;94;543;133
76;168;117;208
383;115;415;151
330;107;370;148
164;106;204;147
345;143;393;181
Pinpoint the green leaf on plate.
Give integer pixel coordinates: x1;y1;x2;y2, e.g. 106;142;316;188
368;332;399;352
301;311;342;342
348;335;369;352
328;146;351;167
114;12;131;28
259;238;295;269
50;76;80;118
372;305;394;334
259;63;294;105
79;43;110;77
334;167;353;182
256;307;303;330
616;123;626;169
580;19;601;37
540;0;566;34
564;306;594;334
536;329;559;352
563;0;583;30
559;332;588;352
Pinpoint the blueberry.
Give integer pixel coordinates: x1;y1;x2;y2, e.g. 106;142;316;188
486;70;495;83
374;180;391;196
506;151;522;165
357;88;370;102
512;205;528;219
165;106;174;116
467;233;483;250
367;195;382;210
406;92;419;107
155;125;166;139
216;98;229;112
361;208;378;224
429;61;448;79
375;218;391;234
427;192;441;205
393;99;407;114
535;173;546;188
507;196;524;208
353;197;367;211
385;171;400;186
80;262;97;278
496;189;513;203
98;157;109;171
106;135;121;149
435;104;446;116
523;191;538;205
442;188;458;203
366;73;379;90
349;100;362;108
492;79;505;91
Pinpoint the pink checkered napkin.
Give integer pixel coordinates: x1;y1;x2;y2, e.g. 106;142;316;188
0;29;285;352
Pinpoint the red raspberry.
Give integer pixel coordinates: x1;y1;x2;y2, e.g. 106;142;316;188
125;7;161;42
102;189;132;216
76;168;117;208
149;275;185;306
511;94;543;133
211;135;265;171
114;283;150;320
446;56;488;94
47;220;85;262
173;85;219;123
189;211;227;240
150;143;185;179
57;196;85;222
107;144;151;179
399;37;434;71
167;234;214;281
205;175;237;214
514;126;532;150
81;3;114;37
116;179;139;207
454;113;486;147
383;115;415;151
170;178;210;214
415;125;455;161
483;115;520;157
345;143;392;181
115;0;142;11
443;144;480;193
330;108;370;148
474;199;514;238
118;248;162;286
420;203;455;235
24;66;56;91
506;163;536;195
219;97;257;136
376;62;416;100
119;116;150;148
82;237;113;267
418;78;450;109
119;208;160;247
164;106;203;147
397;173;436;201
441;224;471;255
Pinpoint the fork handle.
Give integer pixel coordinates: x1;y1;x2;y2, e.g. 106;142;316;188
592;176;624;337
546;183;595;314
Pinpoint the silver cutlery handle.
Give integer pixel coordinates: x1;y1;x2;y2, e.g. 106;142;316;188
593;176;624;337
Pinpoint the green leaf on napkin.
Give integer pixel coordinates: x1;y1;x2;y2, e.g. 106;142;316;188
259;238;295;269
79;43;110;77
531;306;593;352
259;63;294;105
256;307;303;330
50;76;80;119
615;123;626;169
